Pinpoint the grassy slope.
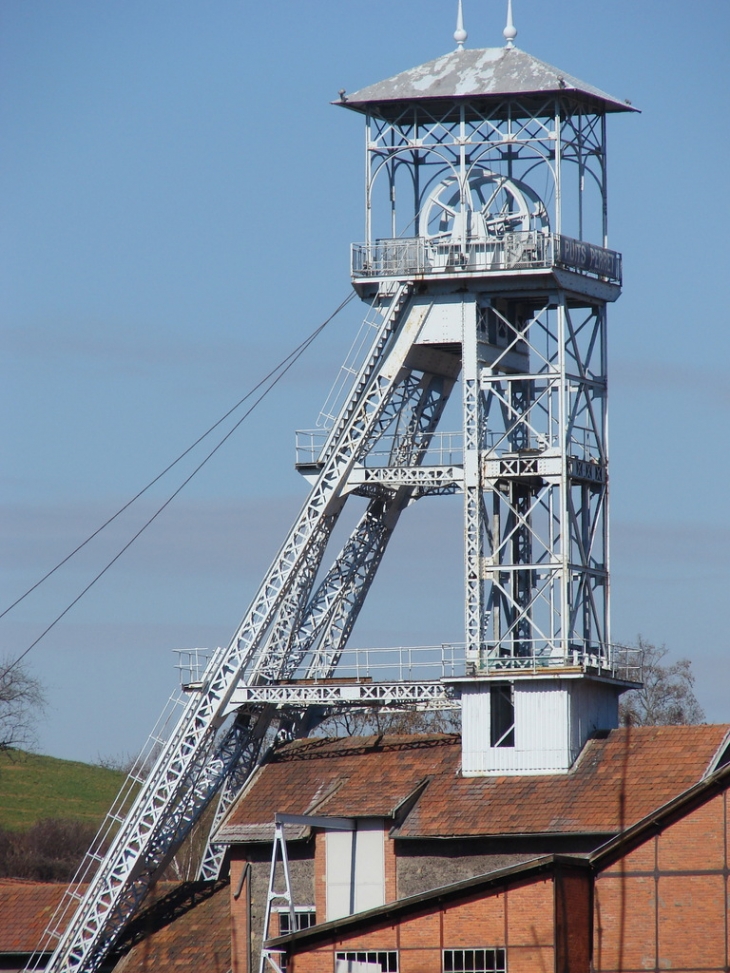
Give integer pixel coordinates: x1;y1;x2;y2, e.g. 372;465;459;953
0;750;125;831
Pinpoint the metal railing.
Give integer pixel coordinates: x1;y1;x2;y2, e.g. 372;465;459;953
296;641;641;684
295;429;464;469
471;641;642;682
351;233;622;285
173;648;211;689
331;643;466;682
176;642;641;692
296;429;590;470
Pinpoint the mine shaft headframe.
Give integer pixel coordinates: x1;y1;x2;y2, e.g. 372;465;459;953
32;36;636;973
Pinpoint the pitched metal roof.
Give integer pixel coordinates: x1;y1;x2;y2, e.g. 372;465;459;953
216;725;730;843
340;46;636;118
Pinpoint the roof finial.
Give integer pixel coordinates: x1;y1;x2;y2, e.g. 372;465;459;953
503;0;517;47
454;0;467;50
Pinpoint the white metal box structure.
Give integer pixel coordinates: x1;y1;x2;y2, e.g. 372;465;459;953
459;675;620;775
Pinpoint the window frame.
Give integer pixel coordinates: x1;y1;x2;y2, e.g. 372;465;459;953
443;947;507;973
490;684;515;748
275;906;317;936
335;949;399;972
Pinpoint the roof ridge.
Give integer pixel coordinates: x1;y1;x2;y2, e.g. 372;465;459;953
274;733;460;762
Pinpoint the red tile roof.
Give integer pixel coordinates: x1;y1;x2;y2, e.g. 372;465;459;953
112;881;230;973
217;725;730;842
0;879;213;967
218;733;459;842
0;879;69;953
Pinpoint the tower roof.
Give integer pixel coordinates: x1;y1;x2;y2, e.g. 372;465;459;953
340;46;636;120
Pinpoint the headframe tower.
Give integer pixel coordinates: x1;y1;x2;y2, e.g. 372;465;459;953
31;7;636;972
341;6;635;772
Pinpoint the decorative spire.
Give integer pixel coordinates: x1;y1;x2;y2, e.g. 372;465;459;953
454;0;467;50
503;0;517;47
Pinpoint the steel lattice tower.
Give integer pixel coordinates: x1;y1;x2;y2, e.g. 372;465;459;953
28;10;636;973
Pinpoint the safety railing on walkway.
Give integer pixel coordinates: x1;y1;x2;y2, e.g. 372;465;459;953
351;233;622;285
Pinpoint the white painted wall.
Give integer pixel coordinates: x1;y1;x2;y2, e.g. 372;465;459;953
569;680;619;754
460;677;620;776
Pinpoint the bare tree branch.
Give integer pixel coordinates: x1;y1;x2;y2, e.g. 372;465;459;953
0;655;45;752
314;707;461;738
619;637;705;727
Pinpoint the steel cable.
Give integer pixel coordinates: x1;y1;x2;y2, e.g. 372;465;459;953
3;291;355;668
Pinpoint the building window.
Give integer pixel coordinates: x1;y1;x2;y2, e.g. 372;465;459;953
490;684;514;748
335;951;398;972
444;948;506;973
276;907;316;935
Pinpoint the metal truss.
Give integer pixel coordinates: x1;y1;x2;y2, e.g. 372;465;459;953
31;281;436;973
475;295;609;665
247;510;342;685
33;68;622;973
196;331;458;883
230;681;453;707
363;93;608;248
33;279;611;971
280;498;397;682
197;708;274;882
348;464;462;490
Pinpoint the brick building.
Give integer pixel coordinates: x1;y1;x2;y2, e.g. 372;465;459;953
212;724;730;973
3;725;729;972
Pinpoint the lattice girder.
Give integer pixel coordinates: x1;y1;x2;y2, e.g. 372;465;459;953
34;33;628;967
33;284;439;973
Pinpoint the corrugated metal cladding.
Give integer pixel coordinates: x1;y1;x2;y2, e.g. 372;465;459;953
326;822;385;921
516;682;570;767
460;679;620;777
569;681;620;754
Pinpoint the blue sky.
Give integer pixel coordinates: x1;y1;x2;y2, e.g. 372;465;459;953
2;0;729;762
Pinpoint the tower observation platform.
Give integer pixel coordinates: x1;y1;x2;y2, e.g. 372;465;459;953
29;10;640;973
351;232;621;292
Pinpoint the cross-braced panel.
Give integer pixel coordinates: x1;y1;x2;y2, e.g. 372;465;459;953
474;293;608;668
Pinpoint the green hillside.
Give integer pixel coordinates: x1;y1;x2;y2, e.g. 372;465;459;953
0;750;125;831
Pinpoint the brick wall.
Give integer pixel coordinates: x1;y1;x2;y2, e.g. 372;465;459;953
230;856;251;973
288;874;556;973
230;844;315;973
385;830;397;902
594;789;729;972
314;829;327;919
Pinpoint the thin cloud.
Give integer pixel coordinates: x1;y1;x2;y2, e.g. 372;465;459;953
0;494;303;588
612;520;730;569
612;360;730;407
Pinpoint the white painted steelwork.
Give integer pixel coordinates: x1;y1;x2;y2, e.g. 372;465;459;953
351;234;621;285
226;681;455;710
30;25;635;973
